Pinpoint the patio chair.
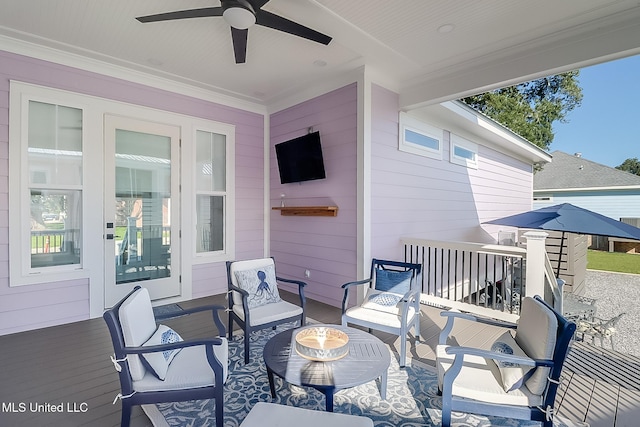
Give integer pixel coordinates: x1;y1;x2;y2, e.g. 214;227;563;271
103;286;228;427
227;257;307;364
341;258;422;367
575;312;625;350
437;296;576;427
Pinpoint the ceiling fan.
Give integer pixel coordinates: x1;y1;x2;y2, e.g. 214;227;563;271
136;0;332;64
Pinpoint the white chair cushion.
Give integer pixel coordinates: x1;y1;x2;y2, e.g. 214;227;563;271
490;331;533;392
133;338;228;392
361;289;405;315
233;299;303;326
118;288;157;381
436;344;543;407
141;324;184;380
344;301;416;330
515;297;558;395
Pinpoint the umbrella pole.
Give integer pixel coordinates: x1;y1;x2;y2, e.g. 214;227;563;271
556;231;566;278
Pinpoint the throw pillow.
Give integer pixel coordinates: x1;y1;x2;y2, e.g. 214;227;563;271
361;289;404;314
141;324;184;380
490;331;533;392
234;264;282;309
374;267;412;294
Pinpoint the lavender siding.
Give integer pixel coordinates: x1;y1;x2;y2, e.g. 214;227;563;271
270;84;358;307
370;85;533;259
0;50;264;335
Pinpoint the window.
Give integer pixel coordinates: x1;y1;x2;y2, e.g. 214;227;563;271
10;87;87;285
449;134;478;169
195;129;228;256
28;101;83;268
398;112;443;159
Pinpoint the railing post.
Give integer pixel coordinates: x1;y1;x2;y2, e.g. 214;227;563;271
523;231;549;298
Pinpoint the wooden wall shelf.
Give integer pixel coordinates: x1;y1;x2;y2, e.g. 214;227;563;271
272;206;338;217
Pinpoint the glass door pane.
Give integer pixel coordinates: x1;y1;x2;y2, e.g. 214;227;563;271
115;129;171;284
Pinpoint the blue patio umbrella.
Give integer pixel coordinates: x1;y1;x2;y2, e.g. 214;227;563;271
484;203;640;276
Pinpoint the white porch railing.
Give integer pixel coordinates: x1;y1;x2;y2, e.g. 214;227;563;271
403;232;561;322
544;248;564;313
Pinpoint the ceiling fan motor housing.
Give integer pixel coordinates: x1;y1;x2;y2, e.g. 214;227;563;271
222;0;256;29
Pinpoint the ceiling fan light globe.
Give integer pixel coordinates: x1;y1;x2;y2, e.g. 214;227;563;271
223;7;256;29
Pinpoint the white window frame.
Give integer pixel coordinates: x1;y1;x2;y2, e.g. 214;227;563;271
9;82;92;286
449;133;478;169
398;112;443;160
10;81;237;292
191;122;236;264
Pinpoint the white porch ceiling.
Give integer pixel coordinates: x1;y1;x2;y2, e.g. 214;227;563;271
1;0;639;110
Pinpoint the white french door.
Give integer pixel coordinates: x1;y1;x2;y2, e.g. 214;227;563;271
103;115;181;307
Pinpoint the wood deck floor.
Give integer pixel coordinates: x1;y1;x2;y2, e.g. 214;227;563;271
0;291;638;427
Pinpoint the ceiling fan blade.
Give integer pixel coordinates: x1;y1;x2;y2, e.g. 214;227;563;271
231;27;248;64
250;0;271;9
136;7;223;23
255;10;331;45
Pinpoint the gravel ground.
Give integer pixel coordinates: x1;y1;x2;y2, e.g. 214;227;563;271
577;269;640;357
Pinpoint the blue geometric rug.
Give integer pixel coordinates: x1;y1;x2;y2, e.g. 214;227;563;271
142;323;584;427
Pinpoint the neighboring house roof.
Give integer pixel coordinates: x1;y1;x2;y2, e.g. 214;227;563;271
534;151;640;191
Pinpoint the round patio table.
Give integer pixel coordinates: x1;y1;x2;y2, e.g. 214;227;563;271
263;324;390;412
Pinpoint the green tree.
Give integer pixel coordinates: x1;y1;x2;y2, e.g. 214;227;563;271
616;157;640;175
461;71;583;150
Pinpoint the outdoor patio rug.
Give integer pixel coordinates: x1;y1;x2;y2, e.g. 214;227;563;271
142;322;585;427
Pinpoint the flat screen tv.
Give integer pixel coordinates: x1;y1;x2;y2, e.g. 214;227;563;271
275;131;326;184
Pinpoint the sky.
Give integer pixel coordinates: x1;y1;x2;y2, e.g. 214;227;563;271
550;53;640;168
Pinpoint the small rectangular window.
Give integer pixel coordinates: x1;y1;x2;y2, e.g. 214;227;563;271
404;129;439;151
195;130;227;254
398;112;443;160
450;134;478;169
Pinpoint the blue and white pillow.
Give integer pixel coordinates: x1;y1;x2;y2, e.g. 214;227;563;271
234;264;282;309
361;289;404;314
490;331;533;392
374;267;412;294
141;324;184;380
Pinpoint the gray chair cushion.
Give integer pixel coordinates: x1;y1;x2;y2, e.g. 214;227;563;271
515;297;558;395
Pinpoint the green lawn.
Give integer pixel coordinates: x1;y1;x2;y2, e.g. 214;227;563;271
587;249;640;274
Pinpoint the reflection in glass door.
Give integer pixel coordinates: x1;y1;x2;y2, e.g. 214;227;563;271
115;129;171;283
104;116;180;306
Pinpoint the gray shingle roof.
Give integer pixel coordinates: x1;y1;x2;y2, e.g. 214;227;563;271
534;151;640;190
